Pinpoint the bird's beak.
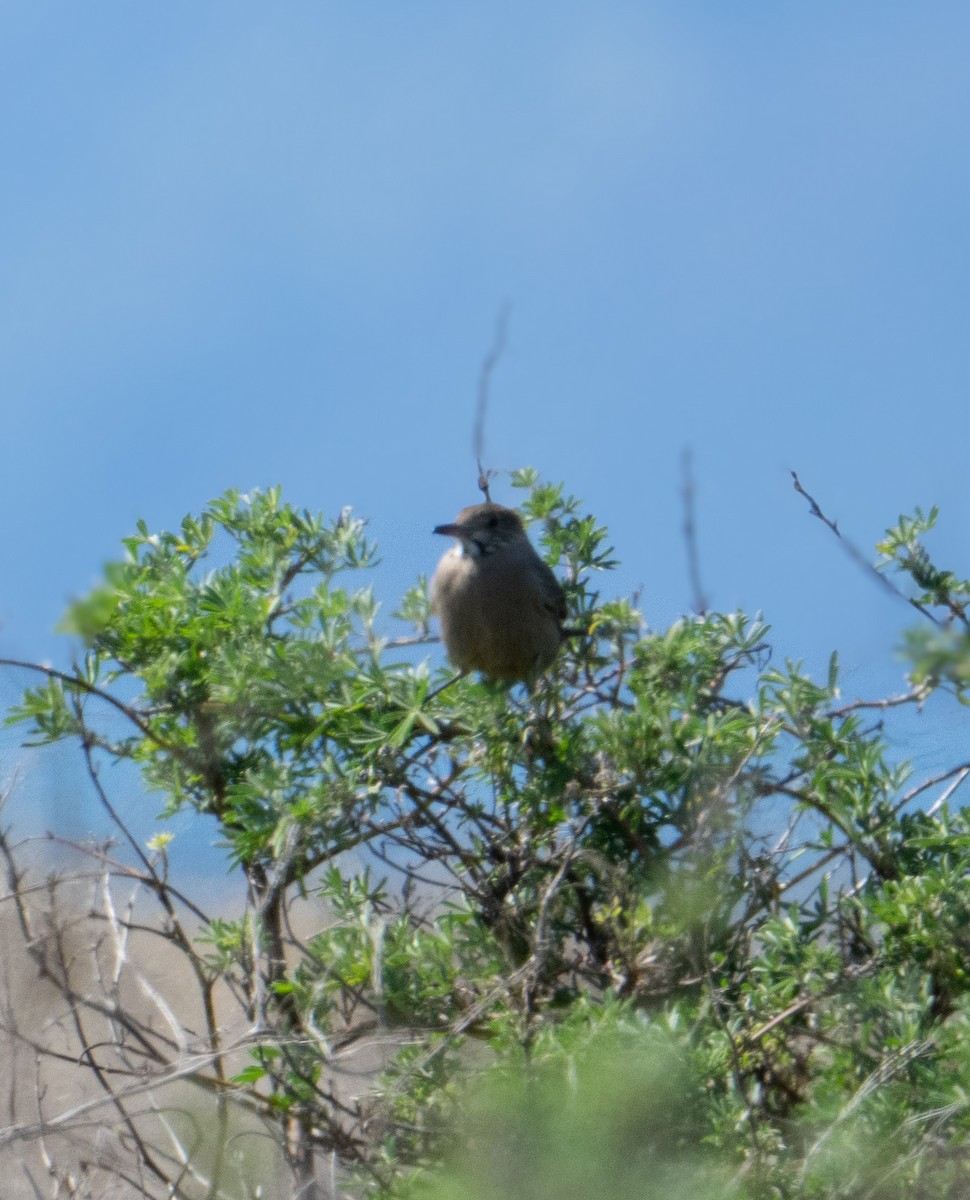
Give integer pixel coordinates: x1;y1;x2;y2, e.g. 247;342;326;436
433;522;462;538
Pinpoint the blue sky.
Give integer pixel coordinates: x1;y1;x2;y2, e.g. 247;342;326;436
3;4;970;850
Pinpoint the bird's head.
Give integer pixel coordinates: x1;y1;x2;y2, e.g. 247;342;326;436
433;503;527;557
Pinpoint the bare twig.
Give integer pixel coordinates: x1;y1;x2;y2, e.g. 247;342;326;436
790;472;942;627
893;762;970;818
925;766;970;818
827;686;931;720
473;305;511;502
681;448;709;615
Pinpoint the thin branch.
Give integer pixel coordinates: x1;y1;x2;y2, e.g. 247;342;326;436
894;761;970;815
771;781;897;881
681;447;709;615
1;656;211;783
0;1038;261;1151
924;766;970;819
21;833;211;925
790;472;942;626
473;304;511;502
77;704;160;880
48;883;173;1188
0;656;165;742
827;686;931;719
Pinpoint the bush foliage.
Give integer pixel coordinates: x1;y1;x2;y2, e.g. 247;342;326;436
5;472;970;1198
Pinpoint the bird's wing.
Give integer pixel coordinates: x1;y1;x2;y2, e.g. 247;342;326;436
534;558;567;623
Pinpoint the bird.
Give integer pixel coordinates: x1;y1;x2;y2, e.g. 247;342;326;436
430;502;568;683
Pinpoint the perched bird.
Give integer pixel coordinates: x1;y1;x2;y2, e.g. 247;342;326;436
430;502;567;683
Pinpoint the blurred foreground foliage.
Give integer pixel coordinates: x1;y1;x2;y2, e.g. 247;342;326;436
6;473;970;1198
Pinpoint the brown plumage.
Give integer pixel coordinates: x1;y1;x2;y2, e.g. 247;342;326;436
430;503;567;682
